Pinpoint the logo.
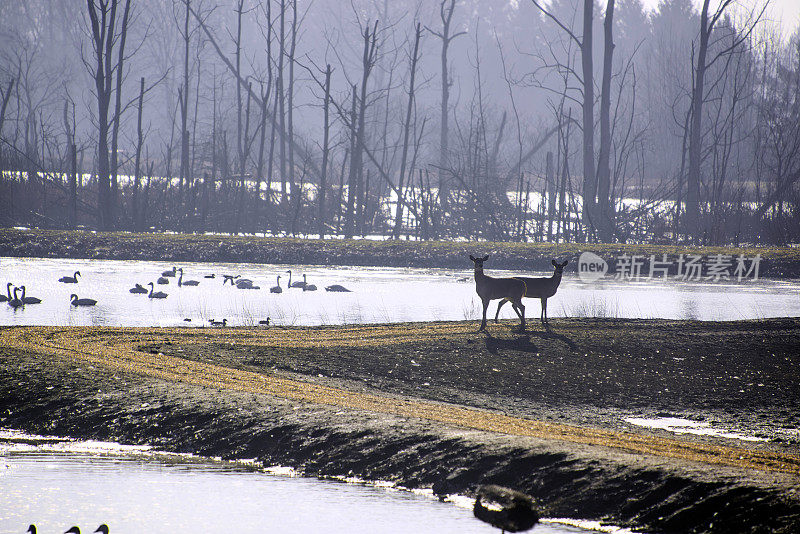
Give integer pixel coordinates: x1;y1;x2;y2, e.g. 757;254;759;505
578;251;608;283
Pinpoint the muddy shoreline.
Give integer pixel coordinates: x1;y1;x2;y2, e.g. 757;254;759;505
1;320;799;533
3;228;800;277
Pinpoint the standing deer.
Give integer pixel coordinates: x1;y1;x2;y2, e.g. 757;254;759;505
470;254;527;332
495;259;568;326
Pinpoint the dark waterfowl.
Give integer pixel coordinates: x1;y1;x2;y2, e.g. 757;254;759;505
147;282;168;299
95;524;109;534
178;268;200;286
204;273;216;279
302;275;317;291
8;287;23;308
19;285;41;304
209;318;227;327
65;527;81;534
27;525;36;534
129;283;148;294
286;270;305;288
161;266;177;277
1;282;13;302
235;279;259;289
157;276;170;285
70;294;97;307
325;284;352;292
270;276;283;294
258;318;270;326
59;271;80;283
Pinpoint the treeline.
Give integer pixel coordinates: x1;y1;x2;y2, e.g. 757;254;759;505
0;0;798;245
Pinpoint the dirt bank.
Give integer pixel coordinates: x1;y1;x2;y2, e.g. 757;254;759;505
1;319;799;533
3;228;800;277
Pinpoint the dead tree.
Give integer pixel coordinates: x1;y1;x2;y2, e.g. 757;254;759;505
86;0;131;230
425;0;465;212
532;0;597;239
595;0;615;242
109;0;131;226
685;0;766;241
318;63;331;238
392;22;422;239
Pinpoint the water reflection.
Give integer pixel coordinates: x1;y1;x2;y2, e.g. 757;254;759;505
1;257;798;327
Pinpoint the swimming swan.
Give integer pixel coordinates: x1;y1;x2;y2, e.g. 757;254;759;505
178;268;200;286
19;285;41;304
70;294;97;306
59;271;80;283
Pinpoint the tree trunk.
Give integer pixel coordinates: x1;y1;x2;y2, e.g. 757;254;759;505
686;0;712;242
393;23;421;239
133;77;144;231
580;0;597;239
596;0;615;242
318;64;331;238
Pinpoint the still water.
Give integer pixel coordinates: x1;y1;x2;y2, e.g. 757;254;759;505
1;257;798;327
0;432;588;534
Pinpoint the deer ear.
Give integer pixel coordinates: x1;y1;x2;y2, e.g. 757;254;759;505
469;255;476;261
482;255;489;261
561;260;569;267
552;259;558;267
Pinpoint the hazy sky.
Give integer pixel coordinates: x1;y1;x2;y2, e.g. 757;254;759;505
640;0;800;36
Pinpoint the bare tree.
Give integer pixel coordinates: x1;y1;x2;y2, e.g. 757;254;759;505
426;0;465;212
85;0;132;230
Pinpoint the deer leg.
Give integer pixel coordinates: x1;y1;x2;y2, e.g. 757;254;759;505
494;298;508;323
479;298;490;332
540;298;546;324
514;299;526;331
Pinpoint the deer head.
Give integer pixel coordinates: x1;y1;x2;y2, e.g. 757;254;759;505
470;254;490;270
551;259;569;275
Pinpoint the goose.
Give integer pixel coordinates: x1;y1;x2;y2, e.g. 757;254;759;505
8;287;23;308
19;285;41;304
325;284;352;292
27;525;36;534
301;275;317;292
204;273;216;279
178;268;200;286
95;524;109;534
70;294;97;307
147;282;168;299
65;527;81;534
129;283;148;294
209;318;227;327
157;276;170;285
270;276;283;294
285;270;305;288
59;271;80;283
258;318;270;326
1;282;13;302
161;266;177;277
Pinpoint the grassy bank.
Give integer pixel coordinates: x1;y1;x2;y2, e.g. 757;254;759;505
2;227;800;276
1;319;799;532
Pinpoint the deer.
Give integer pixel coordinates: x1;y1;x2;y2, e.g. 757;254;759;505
470;254;528;332
495;259;568;326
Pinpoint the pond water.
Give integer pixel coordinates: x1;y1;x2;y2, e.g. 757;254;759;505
0;431;593;534
0;257;798;327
